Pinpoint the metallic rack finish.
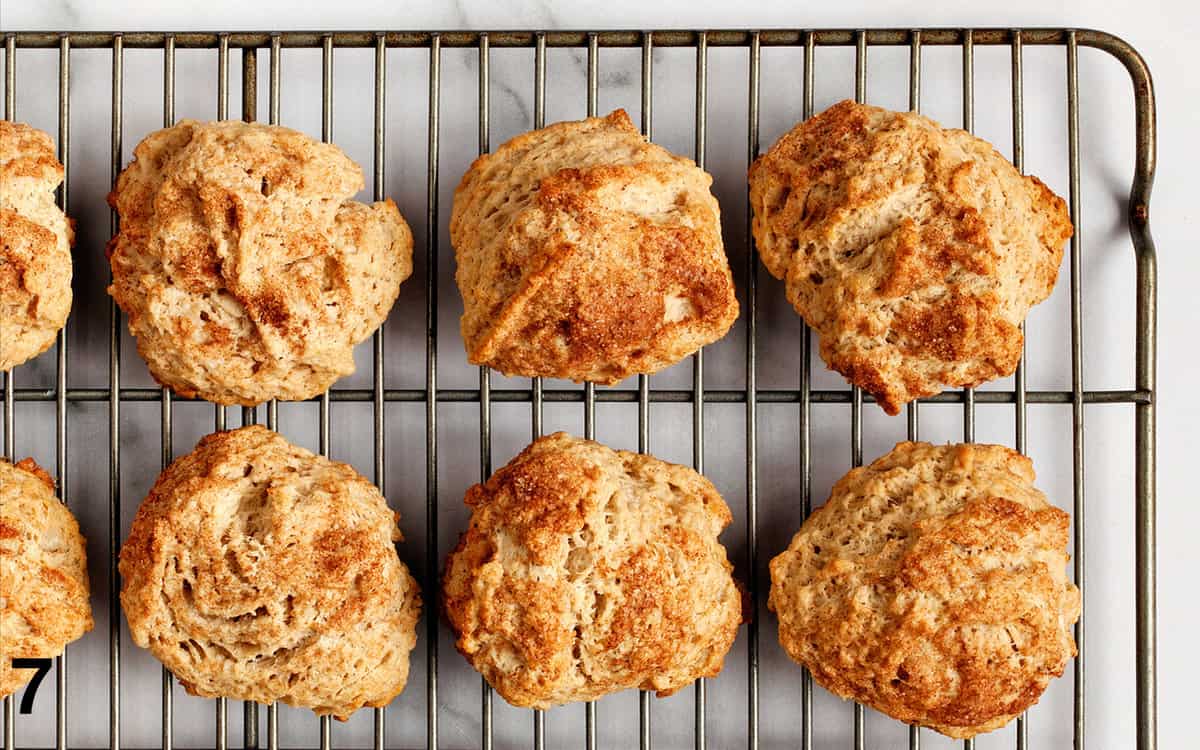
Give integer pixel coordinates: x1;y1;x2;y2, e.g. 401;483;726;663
0;26;1157;750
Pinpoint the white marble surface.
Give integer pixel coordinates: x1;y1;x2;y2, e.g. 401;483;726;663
1;1;1194;748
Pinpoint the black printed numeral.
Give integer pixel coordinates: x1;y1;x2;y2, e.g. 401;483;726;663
11;658;52;714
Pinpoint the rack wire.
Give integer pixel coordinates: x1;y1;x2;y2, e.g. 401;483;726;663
0;27;1156;750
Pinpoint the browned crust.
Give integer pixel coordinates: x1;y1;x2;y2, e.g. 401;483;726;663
451;109;738;384
748;100;1072;414
118;425;421;719
107;120;413;405
442;432;743;708
768;442;1081;738
0;121;74;372
0;457;92;698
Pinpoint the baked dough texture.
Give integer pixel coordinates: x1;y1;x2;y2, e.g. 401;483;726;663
0;458;92;698
749;101;1072;414
443;432;742;708
450;109;739;384
108;120;413;405
1;121;74;372
768;441;1080;738
119;425;421;719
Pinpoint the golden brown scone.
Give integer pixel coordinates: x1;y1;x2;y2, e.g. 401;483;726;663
451;109;739;384
749;101;1072;414
108;120;413;406
768;442;1080;738
1;121;74;372
443;432;743;708
0;458;92;697
119;425;421;719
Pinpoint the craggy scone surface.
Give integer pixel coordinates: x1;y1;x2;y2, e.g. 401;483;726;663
1;121;74;371
451;109;738;384
768;442;1080;738
443;432;742;708
108;120;413;405
119;425;421;719
0;458;92;697
749;101;1072;414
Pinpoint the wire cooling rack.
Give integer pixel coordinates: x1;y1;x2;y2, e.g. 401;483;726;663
0;28;1156;750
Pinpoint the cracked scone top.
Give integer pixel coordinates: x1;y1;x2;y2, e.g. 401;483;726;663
119;426;421;719
443;433;743;708
749;101;1072;414
108;120;413;405
768;442;1081;738
0;458;92;698
1;121;74;372
450;109;739;384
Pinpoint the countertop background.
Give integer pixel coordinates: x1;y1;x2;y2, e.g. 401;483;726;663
2;1;1194;749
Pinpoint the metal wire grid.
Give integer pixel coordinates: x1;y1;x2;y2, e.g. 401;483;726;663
0;27;1156;750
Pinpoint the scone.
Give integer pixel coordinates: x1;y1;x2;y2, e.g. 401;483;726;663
451;109;739;384
443;432;743;708
107;120;413;406
0;458;92;697
768;441;1080;738
119;425;421;719
749;101;1072;414
1;121;74;371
